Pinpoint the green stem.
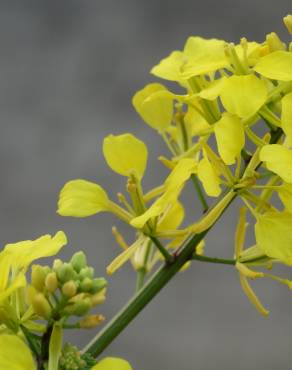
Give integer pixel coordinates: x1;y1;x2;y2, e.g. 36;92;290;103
191;254;236;265
190;174;209;213
148;235;174;263
135;268;147;292
83;230;208;357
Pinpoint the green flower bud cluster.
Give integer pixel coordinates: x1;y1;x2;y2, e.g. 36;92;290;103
58;343;86;370
30;251;107;321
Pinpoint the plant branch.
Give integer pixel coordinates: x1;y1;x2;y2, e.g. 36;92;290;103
191;254;236;265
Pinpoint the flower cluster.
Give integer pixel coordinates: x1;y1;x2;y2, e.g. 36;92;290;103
57;15;292;314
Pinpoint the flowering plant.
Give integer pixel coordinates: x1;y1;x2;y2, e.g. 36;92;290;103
1;15;292;370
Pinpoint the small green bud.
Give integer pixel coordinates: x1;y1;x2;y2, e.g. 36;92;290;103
62;280;77;298
45;272;58;293
31;293;52;319
90;278;107;294
65;298;92;317
70;251;87;273
79;277;93;293
78;267;94;280
57;263;77;283
59;343;86;370
31;265;49;291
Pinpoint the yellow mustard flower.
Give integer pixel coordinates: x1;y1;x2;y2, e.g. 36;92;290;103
0;231;66;304
214;113;245;165
103;133;148;179
132;83;174;132
260;144;292;183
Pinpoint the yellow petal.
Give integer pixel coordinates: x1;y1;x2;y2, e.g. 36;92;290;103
131;158;196;228
197;78;226;100
184;106;211;136
0;334;36;370
0;273;26;303
255;211;292;264
91;357;132;370
278;184;292;212
4;231;67;270
220;75;267;117
157;201;185;232
103;134;148;179
182;36;228;77
132;83;173;131
254;51;292;81
214;113;245;165
281;92;292;141
197;156;221;197
58;179;110;217
260;144;292;183
150;51;185;81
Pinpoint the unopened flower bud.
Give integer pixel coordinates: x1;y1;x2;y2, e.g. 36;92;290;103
65;298;92;317
45;272;58;293
31;265;48;291
91;278;107;294
266;32;285;52
70;251;87;273
79;267;94;280
80;277;93;292
62;280;77;298
91;288;107;306
57;263;77;283
284;15;292;35
32;293;52;319
53;258;63;271
79;314;105;328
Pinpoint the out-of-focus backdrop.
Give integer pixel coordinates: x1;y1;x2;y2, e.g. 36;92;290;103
1;1;292;369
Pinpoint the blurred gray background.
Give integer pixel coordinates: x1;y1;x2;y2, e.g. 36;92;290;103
1;1;292;369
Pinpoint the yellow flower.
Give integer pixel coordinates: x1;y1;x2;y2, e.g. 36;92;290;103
255;211;292;265
254;51;292;81
0;231;67;304
259;144;292;183
214;113;245;165
132;83;174;132
58;179;110;217
150;50;185;82
219;75;268;117
0;334;36;370
91;357;132;370
103;133;148;179
130;158;196;229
